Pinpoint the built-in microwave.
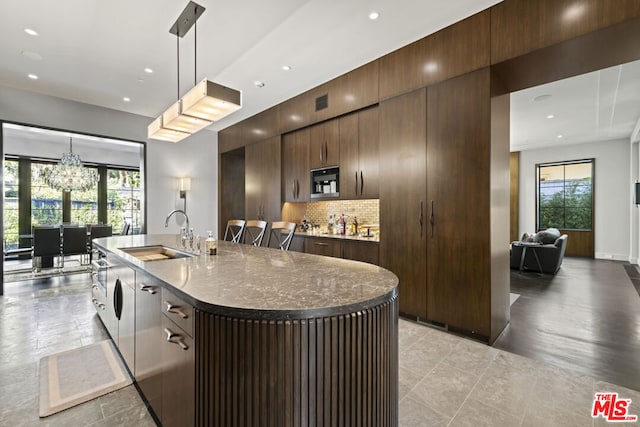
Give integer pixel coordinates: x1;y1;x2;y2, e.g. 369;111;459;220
311;166;339;199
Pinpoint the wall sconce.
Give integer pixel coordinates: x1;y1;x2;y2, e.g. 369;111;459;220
179;177;191;211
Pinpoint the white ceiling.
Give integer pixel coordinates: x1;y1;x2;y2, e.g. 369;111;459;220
510;59;640;152
0;0;501;133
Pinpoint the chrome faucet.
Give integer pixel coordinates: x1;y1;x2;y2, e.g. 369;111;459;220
165;210;190;248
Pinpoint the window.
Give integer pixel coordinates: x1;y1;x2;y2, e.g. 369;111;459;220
537;160;593;230
70;167;99;225
31;162;63;226
107;169;141;234
3;159;19;250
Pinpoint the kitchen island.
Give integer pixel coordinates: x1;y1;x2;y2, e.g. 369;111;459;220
92;234;399;426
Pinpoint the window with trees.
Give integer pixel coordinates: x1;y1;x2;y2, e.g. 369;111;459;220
31;162;63;226
70;168;99;225
537;160;593;230
3;160;19;250
107;168;141;234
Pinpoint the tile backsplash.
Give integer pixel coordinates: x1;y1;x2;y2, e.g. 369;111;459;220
304;199;379;227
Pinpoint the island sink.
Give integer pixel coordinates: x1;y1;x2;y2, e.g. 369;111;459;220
119;245;195;262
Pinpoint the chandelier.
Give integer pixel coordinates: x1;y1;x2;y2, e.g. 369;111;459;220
147;1;242;143
41;137;99;192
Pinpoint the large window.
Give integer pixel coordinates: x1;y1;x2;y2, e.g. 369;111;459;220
3;160;19;250
31;162;63;226
107;168;141;234
537;160;593;230
70;168;99;225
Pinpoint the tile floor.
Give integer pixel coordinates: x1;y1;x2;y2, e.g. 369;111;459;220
1;274;639;426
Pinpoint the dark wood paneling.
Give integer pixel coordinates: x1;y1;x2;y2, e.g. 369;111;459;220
245;136;282;223
282;129;309;202
309;119;340;170
339;112;359;200
218;149;245;237
510;152;520;243
491;0;640;64
194;298;398;426
342;240;379;266
426;69;491;338
358;106;380;199
379;11;490;100
379;88;427;319
560;229;594;257
491;15;640;95
245;143;262;220
305;237;341;258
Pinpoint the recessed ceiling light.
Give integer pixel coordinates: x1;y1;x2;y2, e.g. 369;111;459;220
21;50;42;61
533;94;552;102
254;81;265;88
27;74;38;80
369;11;380;20
282;65;292;71
123;97;131;102
24;28;38;36
557;134;563;139
144;68;153;74
546;114;555;119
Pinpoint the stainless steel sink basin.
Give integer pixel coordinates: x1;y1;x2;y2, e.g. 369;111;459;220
119;245;195;262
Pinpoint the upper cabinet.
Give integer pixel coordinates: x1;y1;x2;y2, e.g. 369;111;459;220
245;136;281;222
309;119;339;169
282;128;310;202
339;106;380;200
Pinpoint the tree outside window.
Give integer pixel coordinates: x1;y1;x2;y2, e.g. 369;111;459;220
107;169;141;234
3;160;19;249
537;160;593;230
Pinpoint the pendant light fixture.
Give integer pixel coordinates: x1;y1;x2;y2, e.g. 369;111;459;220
41;137;99;192
148;1;242;142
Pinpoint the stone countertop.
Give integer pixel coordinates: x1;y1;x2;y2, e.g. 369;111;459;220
93;234;397;319
294;231;380;243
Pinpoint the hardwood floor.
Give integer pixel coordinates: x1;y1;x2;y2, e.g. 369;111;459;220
494;256;640;392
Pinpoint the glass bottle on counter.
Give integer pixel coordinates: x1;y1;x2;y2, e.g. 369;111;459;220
205;231;217;255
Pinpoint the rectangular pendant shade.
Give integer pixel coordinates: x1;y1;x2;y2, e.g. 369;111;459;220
147;116;190;143
181;79;242;122
162;100;213;134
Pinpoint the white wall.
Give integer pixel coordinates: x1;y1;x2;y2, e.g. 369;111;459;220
518;138;631;261
0;85;218;237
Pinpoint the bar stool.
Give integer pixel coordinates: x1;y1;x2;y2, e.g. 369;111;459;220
223;220;246;243
243;220;268;247
267;221;296;251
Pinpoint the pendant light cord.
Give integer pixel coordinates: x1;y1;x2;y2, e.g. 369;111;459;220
176;32;180;100
194;6;197;85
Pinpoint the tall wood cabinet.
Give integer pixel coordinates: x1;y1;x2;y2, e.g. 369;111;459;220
309;119;339;169
282;128;310;202
379;88;427;318
339;106;380;199
426;69;492;337
245;136;281;222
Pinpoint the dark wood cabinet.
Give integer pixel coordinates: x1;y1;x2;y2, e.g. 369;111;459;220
134;272;163;419
305;237;341;258
282;128;310;202
379;88;428;319
339;106;380;200
341;240;379;265
289;234;305;253
309;119;339;169
426;69;492;337
245;136;281;222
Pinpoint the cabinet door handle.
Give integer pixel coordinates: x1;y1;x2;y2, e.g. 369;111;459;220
164;327;189;350
355;172;358;196
320;144;323;164
314;242;329;247
418;200;423;237
430;200;435;238
324;142;328;165
139;283;157;294
360;171;364;196
165;301;189;319
292;181;296;200
114;279;123;320
296;179;300;199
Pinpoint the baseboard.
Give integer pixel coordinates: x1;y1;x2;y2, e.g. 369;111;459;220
629;257;640;265
595;253;631;262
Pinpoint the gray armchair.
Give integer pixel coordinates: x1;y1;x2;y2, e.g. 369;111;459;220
510;234;568;274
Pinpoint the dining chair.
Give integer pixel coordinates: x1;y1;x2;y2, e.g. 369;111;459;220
32;226;62;272
242;220;268;247
61;225;89;267
88;224;113;259
267;221;297;251
223;220;246;243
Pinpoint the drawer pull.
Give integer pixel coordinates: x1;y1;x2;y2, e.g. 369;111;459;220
97;303;105;310
165;301;189;319
164;327;189;350
139;284;157;294
314;242;329;247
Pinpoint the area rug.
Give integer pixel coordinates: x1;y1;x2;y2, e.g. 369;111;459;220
39;340;131;417
510;293;520;306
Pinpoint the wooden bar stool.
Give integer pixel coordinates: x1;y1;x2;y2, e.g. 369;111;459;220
243;220;268;247
267;221;296;251
223;220;246;243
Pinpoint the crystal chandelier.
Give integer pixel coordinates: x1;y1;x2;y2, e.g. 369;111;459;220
41;137;99;192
